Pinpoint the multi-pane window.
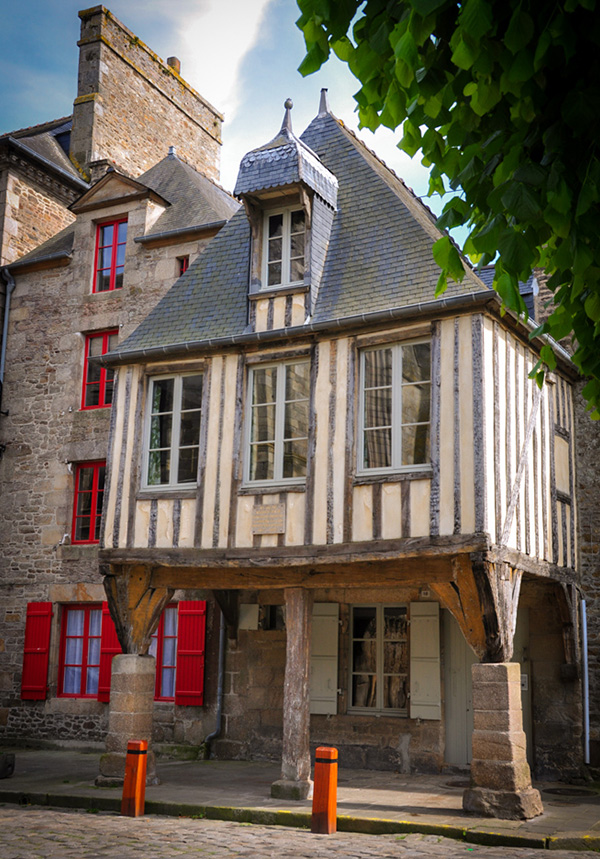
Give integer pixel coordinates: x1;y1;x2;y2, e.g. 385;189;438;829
149;605;178;700
81;330;118;409
264;208;305;288
94;218;127;292
145;374;203;487
350;605;408;713
247;361;309;483
71;461;105;544
359;341;431;472
178;255;190;276
58;605;102;697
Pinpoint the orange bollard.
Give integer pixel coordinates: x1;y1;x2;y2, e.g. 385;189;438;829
121;739;148;817
311;746;338;834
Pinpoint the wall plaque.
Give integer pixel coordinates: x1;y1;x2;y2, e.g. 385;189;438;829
252;502;286;535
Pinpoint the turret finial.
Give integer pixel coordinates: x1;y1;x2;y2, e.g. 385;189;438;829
318;88;330;116
281;98;294;133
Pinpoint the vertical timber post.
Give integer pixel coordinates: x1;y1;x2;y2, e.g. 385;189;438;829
271;587;314;800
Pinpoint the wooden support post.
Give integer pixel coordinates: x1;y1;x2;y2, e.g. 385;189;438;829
271;587;313;801
311;746;338;834
121;739;148;817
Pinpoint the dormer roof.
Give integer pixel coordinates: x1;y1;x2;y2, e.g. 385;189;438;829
234;98;338;208
69;168;170;214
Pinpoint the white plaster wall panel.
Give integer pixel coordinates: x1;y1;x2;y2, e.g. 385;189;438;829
352;484;373;542
332;338;349;543
155;499;174;548
235;496;254;548
201;357;223;547
410;479;431;537
381;482;402;539
496;329;508;543
102;366;127;546
134;500;152;547
458;315;475;534
272;296;286;330
542;389;552;561
285;491;306;546
255;298;269;332
438;318;455;535
291;293;306;326
482;317;496;540
312;340;331;545
217;355;238;547
117;365;141;548
178;500;196;548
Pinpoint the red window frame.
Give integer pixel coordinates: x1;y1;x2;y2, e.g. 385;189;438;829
150;604;178;700
71;461;105;544
57;604;103;698
81;330;118;409
178;255;189;276
93;217;127;293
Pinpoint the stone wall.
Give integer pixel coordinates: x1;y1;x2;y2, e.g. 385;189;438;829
0;169;75;265
70;7;222;181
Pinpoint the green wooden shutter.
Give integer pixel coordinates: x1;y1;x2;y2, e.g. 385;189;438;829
309;603;338;715
409;602;441;720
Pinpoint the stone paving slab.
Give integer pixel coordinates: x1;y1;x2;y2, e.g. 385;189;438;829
0;749;599;851
0;806;593;859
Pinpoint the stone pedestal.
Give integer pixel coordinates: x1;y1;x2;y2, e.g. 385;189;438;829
463;662;543;820
271;588;313;801
96;654;159;786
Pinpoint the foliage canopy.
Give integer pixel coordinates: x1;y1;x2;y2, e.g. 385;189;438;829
297;0;600;414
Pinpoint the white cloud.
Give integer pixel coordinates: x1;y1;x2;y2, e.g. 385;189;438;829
173;0;275;117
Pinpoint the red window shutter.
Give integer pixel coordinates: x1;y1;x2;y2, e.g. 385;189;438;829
21;602;53;700
175;600;206;706
97;602;122;702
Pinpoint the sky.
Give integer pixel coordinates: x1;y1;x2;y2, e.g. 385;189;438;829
0;0;437;209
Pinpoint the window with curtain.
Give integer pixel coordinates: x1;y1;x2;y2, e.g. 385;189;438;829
145;374;203;488
359;341;431;472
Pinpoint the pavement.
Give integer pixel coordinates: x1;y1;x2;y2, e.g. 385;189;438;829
1;748;600;852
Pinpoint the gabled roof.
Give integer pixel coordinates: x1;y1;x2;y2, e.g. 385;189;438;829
70;168;170;214
106;105;492;362
138;152;239;237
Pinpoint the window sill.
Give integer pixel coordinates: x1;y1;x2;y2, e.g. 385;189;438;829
239;482;306;495
347;708;408;718
249;283;310;300
138;488;198;500
353;468;432;485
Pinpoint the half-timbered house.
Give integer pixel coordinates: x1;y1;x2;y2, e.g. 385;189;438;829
97;93;583;819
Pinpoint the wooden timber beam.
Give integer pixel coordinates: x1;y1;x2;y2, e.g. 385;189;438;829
103;564;174;655
554;582;581;680
431;555;487;658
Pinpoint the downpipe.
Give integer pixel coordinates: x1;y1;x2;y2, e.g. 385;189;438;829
203;607;226;757
582;598;590;765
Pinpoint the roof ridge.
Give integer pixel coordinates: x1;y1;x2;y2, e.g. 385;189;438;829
141;150;238;203
1;115;73;140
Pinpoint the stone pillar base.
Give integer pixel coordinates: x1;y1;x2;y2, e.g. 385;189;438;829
271;778;313;801
463;786;543;820
96;751;160;787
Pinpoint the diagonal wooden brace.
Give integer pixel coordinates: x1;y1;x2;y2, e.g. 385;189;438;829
103;564;174;655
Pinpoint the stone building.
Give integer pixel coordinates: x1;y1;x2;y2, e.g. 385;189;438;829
0;6;236;746
92;95;584;819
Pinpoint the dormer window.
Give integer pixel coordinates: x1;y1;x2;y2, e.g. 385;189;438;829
264;207;305;289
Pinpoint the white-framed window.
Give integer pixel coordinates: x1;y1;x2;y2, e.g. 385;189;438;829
144;373;203;488
263;207;306;289
350;604;408;715
246;360;310;485
358;340;431;474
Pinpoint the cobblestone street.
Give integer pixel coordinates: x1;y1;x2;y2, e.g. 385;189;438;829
0;806;591;859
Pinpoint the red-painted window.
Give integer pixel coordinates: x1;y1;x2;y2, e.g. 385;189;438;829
21;602;53;700
98;602;122;703
81;330;118;409
72;461;105;544
149;605;178;700
178;255;189;277
58;604;102;697
94;218;127;292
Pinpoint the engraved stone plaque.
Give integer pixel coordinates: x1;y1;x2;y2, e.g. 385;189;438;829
252;503;286;535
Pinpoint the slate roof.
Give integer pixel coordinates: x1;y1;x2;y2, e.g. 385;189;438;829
234;101;338;208
0;117;86;187
8;222;75;269
138;152;239;236
478;265;538;318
